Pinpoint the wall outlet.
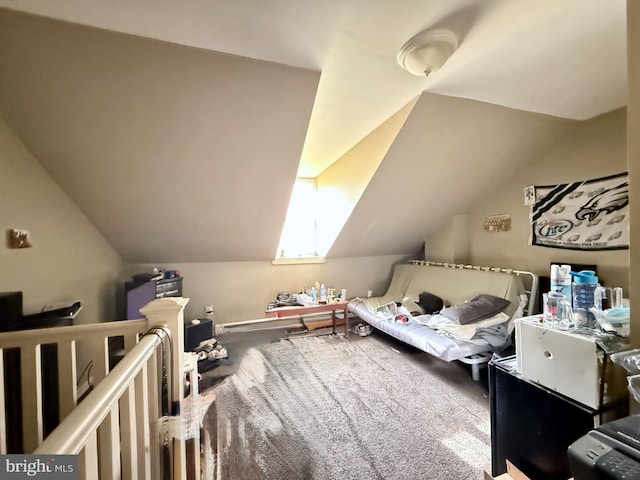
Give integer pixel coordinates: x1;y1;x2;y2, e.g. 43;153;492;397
205;305;214;314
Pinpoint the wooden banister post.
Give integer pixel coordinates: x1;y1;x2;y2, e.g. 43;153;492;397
140;297;189;480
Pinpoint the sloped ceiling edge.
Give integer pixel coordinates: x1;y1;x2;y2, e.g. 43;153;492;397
0;9;320;262
328;93;578;258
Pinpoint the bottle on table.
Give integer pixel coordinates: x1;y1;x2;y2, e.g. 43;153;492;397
570;270;599;328
550;264;572;300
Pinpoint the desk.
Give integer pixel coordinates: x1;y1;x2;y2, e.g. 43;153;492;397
265;301;350;337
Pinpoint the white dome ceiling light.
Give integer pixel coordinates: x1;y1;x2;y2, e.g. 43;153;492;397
397;28;459;77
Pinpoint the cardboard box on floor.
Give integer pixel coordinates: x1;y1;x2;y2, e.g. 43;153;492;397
484;461;574;480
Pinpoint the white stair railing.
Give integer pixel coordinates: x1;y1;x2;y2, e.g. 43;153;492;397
0;318;148;453
34;326;169;479
0;297;198;480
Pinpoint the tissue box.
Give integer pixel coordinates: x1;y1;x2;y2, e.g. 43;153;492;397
515;318;627;409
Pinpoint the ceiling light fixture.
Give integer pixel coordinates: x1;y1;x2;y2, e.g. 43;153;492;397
397;28;458;77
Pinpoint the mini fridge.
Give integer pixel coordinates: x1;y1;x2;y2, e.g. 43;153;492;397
489;356;626;479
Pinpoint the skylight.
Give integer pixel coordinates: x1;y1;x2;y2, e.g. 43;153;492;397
274;97;418;265
274;178;324;263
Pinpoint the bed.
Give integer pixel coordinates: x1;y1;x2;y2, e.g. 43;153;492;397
348;260;537;380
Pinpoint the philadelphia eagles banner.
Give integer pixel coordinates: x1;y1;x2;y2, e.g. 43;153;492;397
529;172;629;250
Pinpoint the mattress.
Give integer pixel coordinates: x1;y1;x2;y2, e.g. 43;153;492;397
348;299;508;362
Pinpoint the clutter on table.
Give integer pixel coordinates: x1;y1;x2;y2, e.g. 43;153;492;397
541;263;628;337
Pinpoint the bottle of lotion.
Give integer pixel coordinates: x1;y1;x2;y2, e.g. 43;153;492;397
551;264;572;300
320;283;327;304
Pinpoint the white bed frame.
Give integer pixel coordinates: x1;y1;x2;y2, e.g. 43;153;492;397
408;260;538;380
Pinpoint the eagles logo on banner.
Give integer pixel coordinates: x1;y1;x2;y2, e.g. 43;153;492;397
529;172;629;250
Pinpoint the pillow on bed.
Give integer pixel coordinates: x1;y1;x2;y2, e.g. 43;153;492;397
439;294;510;325
416;291;444;314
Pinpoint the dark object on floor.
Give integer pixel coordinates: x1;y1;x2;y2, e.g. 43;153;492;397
352;323;372;336
185;318;213;351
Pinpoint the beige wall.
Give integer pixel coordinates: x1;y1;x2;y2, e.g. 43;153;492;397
125;254;412;323
426;214;471;265
316;98;417;255
0;116;123;323
629;0;639;347
125;106;630;326
427;108;629;290
424;224;455;263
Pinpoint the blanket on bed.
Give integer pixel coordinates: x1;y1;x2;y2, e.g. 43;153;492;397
413;312;510;346
361;300;510;346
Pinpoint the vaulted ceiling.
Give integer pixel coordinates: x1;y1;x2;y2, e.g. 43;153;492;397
0;1;627;262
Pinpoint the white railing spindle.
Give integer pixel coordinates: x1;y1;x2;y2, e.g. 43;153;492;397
79;430;99;478
135;362;152;480
57;339;78;418
89;335;110;386
98;405;121;480
120;384;138;480
20;343;43;453
147;350;162;479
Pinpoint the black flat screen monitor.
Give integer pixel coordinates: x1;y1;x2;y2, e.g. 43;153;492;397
0;291;23;332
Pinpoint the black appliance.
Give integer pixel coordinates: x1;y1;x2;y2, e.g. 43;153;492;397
489;355;626;480
568;414;640;479
0;291;23;332
22;301;82;328
185;318;213;352
185;319;223;372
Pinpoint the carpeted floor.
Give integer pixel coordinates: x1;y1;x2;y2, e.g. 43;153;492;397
202;334;491;479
